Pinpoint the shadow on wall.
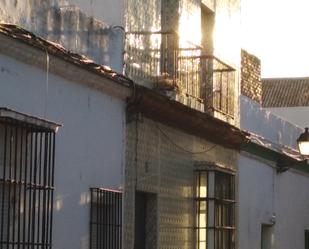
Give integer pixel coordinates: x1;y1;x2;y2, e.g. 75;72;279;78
0;0;124;72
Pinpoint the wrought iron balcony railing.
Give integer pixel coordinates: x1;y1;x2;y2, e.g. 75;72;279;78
124;31;235;117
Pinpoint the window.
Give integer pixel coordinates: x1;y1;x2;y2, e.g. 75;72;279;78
261;224;273;249
195;169;235;249
90;188;122;249
195;171;209;249
134;191;157;249
305;230;309;249
0;109;58;249
200;5;235;117
201;4;214;55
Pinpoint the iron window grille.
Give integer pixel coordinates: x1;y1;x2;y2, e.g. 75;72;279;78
125;31;235;116
195;170;235;249
0;118;56;249
90;188;122;249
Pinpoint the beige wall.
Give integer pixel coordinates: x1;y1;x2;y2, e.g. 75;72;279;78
125;0;241;126
125;0;161;32
124;117;237;249
211;0;241;126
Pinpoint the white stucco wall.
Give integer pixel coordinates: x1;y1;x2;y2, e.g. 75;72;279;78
0;53;126;249
239;95;309;249
238;154;309;249
275;170;309;249
65;0;124;26
240;95;302;148
0;0;124;72
265;107;309;129
238;155;276;249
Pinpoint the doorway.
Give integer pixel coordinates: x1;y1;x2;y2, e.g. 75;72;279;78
134;192;157;249
261;224;274;249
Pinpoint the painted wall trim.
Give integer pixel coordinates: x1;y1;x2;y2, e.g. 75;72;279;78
0;107;61;131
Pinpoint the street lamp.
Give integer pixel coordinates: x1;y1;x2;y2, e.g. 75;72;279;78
276;128;309;173
297;127;309;156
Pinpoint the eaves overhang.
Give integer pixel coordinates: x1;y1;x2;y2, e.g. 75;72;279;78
127;85;309;172
0;24;132;100
0;24;131;86
127;85;250;150
241;133;309;173
0;107;61;132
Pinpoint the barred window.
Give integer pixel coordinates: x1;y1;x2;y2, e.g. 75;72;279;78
214;172;235;249
195;169;235;249
0;111;57;249
90;188;122;249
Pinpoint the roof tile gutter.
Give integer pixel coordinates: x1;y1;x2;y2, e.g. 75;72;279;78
127;85;250;150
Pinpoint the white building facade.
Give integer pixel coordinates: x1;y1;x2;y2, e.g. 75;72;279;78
239;51;309;249
0;24;130;249
1;2;309;249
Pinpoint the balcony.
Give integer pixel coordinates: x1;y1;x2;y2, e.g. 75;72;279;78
124;31;235;117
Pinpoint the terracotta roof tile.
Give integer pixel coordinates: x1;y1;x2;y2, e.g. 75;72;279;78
262;77;309;107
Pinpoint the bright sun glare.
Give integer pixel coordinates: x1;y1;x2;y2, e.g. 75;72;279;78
241;0;309;78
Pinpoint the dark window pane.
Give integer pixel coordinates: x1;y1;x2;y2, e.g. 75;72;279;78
0;122;55;249
90;188;122;249
214;172;235;249
305;230;309;249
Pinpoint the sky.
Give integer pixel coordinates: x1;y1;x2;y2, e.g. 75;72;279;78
241;0;309;78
